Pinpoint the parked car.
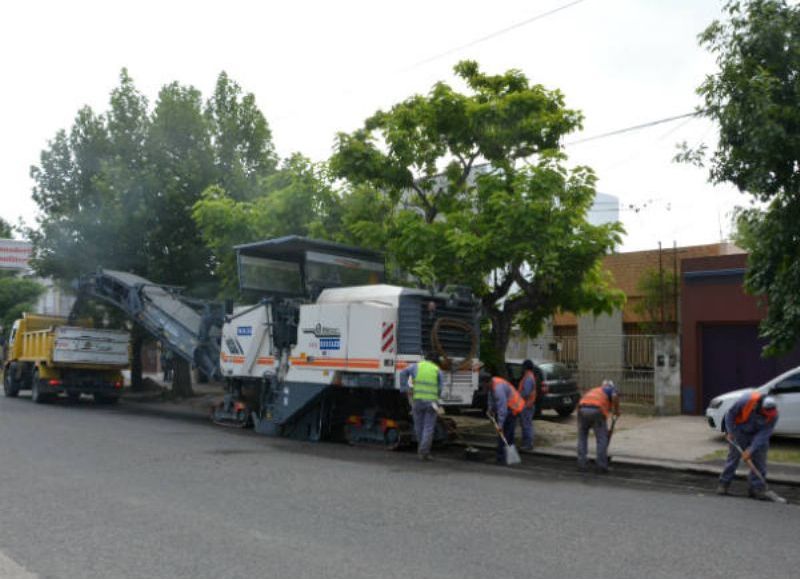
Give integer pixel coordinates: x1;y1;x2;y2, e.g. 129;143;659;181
471;359;580;417
705;366;800;435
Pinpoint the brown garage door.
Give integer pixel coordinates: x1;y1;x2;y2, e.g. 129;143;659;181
701;324;800;410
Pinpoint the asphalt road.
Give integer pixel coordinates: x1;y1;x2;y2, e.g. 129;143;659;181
0;396;797;579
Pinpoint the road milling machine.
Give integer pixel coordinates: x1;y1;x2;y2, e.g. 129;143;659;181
73;236;480;447
212;236;481;447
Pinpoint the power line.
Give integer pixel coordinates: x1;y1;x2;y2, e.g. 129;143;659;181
406;0;589;71
565;111;700;146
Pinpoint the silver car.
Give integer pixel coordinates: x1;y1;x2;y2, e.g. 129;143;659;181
705;366;800;435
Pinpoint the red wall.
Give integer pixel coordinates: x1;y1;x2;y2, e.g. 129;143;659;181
680;254;763;413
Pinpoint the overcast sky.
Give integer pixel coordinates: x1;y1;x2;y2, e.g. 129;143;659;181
0;0;745;251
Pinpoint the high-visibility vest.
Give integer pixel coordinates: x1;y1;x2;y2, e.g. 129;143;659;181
412;361;440;401
734;391;761;425
492;377;525;415
518;370;537;406
579;386;612;417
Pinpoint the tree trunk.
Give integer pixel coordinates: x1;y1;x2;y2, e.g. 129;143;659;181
172;357;194;398
130;333;143;391
491;311;514;379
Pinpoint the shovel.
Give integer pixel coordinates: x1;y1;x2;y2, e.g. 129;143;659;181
728;439;788;504
608;415;618;442
605;415;618;465
487;413;521;466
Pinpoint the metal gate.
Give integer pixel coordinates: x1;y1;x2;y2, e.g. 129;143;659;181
553;334;659;404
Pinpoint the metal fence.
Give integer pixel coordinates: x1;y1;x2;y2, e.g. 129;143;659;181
574;367;655;404
553;334;659;405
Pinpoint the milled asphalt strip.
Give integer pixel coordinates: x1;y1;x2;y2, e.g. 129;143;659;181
118;398;800;502
0;551;37;579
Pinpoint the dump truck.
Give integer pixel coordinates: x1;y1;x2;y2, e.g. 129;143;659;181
2;313;130;403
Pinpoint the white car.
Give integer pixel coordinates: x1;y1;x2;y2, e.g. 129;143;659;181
705;366;800;435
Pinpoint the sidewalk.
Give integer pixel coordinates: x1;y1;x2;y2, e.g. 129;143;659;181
541;414;800;485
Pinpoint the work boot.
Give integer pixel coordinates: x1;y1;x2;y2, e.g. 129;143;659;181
520;444;533;452
748;487;768;500
716;482;730;496
596;466;611;475
418;453;433;462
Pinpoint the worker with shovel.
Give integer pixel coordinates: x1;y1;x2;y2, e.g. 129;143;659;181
717;392;782;502
483;373;525;465
577;379;620;474
399;352;444;461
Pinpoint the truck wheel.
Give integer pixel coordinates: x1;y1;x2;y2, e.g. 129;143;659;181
31;370;48;404
3;370;20;398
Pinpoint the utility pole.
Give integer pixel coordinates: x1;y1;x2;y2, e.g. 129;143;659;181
659;241;665;334
672;240;678;334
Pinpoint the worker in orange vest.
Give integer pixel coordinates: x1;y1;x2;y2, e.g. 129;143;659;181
717;391;778;500
577;379;620;473
482;372;525;464
517;359;538;451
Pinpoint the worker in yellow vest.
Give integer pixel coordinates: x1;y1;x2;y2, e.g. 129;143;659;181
577;379;620;473
399;352;444;461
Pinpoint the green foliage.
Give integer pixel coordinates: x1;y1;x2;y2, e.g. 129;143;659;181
0;277;44;334
733;203;800;355
333;185;393;252
633;268;679;333
331;60;583;223
205;72;278;201
692;1;800;355
29;69;277;295
193;154;344;295
0;218;14;238
145;81;217;287
697;0;800;200
331;61;624;357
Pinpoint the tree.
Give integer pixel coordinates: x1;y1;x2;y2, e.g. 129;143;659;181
29;70;280;395
193;154;344;295
0;217;13;238
29;106;113;279
633;268;679;334
145;81;217;289
205;72;278;201
330;61;624;367
688;0;800;355
0;277;44;337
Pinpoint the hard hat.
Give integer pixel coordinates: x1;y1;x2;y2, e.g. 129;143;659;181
602;379;616;389
762;396;777;410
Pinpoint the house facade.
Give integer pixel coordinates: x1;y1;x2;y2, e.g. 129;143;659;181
507;242;745;409
680;253;800;414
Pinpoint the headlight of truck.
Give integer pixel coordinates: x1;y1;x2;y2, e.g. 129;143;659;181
709;398;723;409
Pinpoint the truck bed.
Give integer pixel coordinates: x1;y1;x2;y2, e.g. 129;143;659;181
52;326;130;367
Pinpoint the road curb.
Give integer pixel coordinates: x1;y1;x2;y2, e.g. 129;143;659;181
453;441;800;486
120;397;800;487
